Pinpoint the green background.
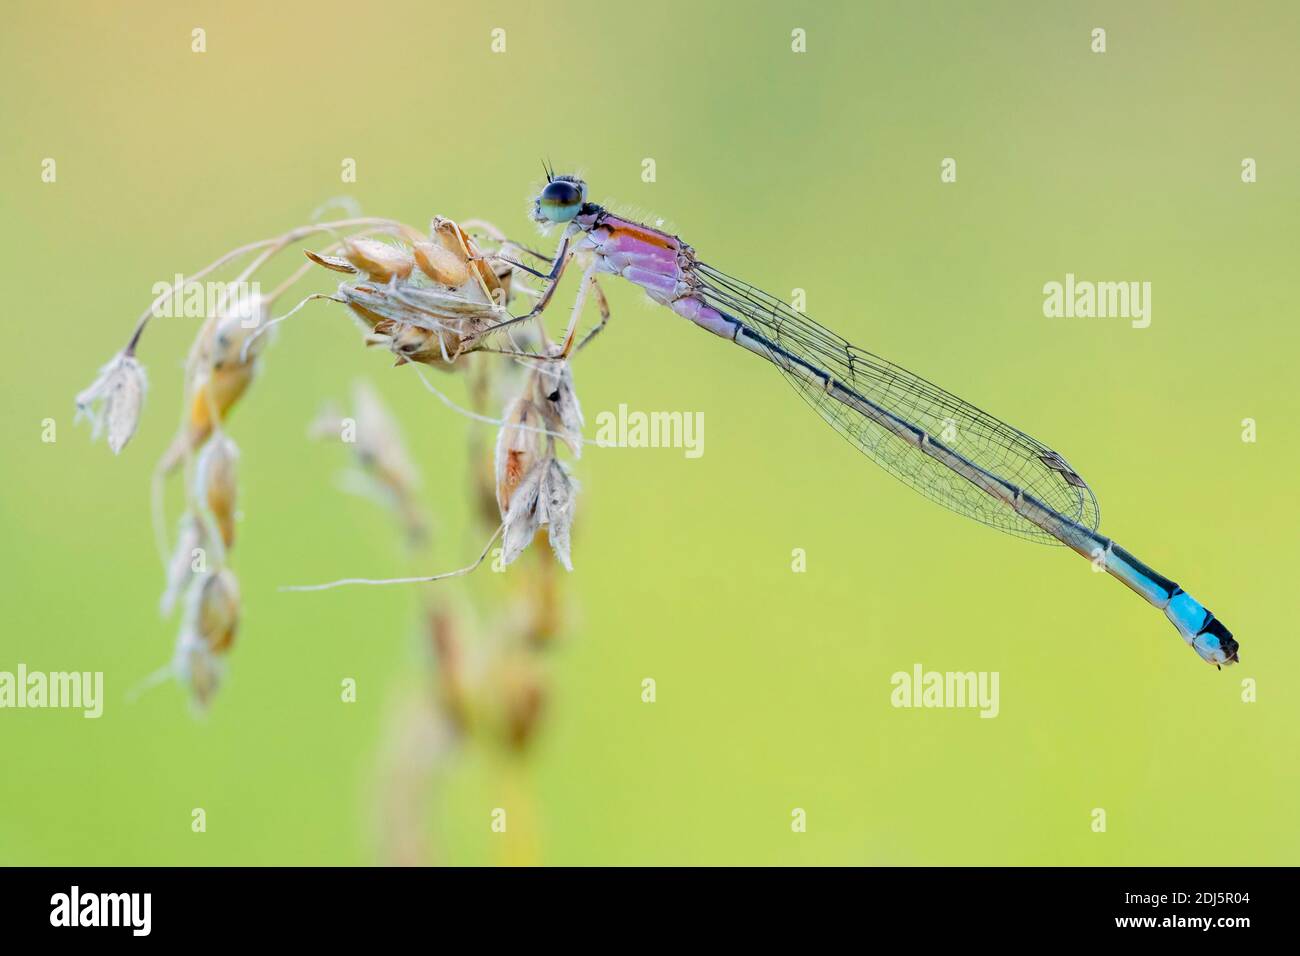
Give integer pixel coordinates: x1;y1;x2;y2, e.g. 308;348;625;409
1;1;1297;865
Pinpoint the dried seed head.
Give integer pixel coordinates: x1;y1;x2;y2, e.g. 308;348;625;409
430;217;472;259
499;466;545;568
305;249;358;274
186;567;241;654
339;280;502;367
494;398;544;517
413;240;470;287
194;434;240;548
537;458;578;571
346;299;389;331
160;512;205;617
531;360;584;458
172;629;223;712
74;351;147;455
209;297;268;369
496;452;579;570
161;300;266;473
386;322;439;365
431;218;503;305
195;363;254;425
343;237;414;283
494;365;581;569
160;363;257;473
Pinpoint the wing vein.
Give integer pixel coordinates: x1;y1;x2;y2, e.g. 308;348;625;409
694;263;1101;543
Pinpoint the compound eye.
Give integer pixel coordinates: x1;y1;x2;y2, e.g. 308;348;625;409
541;180;582;206
537;179;586;222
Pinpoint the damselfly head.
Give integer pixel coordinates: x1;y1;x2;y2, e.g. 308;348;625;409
533;174;587;225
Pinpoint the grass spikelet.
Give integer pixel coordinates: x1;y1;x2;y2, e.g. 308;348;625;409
74;351;147;454
194;434;239;549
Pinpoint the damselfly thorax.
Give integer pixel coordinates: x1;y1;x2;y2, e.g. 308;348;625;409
571;209;741;340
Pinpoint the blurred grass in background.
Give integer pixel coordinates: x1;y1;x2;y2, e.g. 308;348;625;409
0;0;1297;864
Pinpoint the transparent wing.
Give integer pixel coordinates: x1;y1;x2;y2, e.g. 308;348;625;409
695;263;1100;544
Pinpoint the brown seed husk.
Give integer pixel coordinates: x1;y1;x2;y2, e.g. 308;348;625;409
343;237;414;283
174;631;222;711
413;241;470;286
494;398;543;516
195;435;239;548
192;567;241;654
431;218;503;305
305;249;358;273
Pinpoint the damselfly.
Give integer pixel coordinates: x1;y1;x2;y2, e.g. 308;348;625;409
497;170;1238;668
